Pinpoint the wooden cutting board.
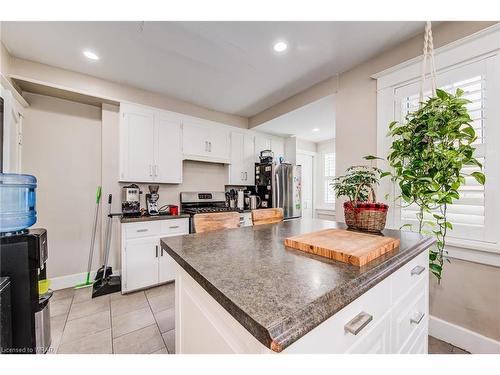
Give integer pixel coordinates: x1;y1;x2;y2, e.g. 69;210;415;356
284;228;400;267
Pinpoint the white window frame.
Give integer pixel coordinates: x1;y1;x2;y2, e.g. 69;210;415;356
315;140;336;212
373;24;500;265
323;152;335;205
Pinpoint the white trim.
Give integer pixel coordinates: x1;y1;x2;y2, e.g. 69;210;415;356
372;24;500;90
1;73;29;108
49;270;121;290
429;315;500;354
370;23;500;80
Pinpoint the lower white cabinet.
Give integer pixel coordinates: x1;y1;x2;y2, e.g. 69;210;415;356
176;249;429;353
121;218;189;293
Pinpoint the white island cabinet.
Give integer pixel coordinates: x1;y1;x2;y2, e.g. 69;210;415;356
120;218;189;293
174;249;429;354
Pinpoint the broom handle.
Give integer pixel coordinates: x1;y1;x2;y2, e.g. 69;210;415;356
86;187;102;280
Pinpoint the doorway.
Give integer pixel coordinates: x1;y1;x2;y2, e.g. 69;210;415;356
296;152;314;219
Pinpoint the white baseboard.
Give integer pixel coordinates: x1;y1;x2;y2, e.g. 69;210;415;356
429;315;500;354
49;271;98;290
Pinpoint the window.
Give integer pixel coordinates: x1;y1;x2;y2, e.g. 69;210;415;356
390;58;499;244
324;152;335;204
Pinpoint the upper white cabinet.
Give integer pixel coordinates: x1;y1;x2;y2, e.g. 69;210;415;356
182;118;231;163
254;133;285;163
229;132;255;185
120;103;182;183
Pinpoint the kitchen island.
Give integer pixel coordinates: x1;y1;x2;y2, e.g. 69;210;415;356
160;219;434;354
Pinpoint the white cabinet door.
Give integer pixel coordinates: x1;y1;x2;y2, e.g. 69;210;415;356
254;135;272;161
182;120;209;157
346;312;391;354
243;134;255;185
159;243;176;283
208;126;230;161
271;138;285;162
156;115;182;183
229;132;245;185
124;237;160;291
120;106;155;182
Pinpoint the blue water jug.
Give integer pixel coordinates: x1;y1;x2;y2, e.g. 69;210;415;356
0;173;37;233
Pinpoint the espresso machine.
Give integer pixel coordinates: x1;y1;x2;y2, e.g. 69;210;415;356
0;229;52;354
121;184;141;216
146;185;160;216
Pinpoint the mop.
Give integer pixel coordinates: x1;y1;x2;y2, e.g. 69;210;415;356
75;186;102;289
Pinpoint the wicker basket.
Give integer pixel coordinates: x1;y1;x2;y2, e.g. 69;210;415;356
344;184;388;232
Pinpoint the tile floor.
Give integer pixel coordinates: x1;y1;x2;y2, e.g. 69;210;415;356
428;336;469;354
48;281;468;354
49;282;175;354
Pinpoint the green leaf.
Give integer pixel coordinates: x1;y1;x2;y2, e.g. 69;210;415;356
435;89;448;100
363;155;384;161
380;171;391;178
471;171;485;185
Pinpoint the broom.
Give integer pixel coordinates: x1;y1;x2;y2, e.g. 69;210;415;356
75;186;102;289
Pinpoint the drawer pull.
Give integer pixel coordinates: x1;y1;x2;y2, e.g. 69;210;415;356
344;312;373;335
136;229;149;233
410;311;425;325
155;245;159;258
411;265;425;276
169;225;180;229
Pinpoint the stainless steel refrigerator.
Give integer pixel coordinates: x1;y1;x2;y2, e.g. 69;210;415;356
274;163;302;219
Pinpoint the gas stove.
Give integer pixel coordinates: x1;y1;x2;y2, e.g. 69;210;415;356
182;207;237;215
180;192;238;232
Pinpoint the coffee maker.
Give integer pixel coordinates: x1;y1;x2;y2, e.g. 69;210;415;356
0;229;52;354
146;185;160;216
121;184;141;216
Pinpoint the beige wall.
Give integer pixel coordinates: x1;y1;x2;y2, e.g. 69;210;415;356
430;260;500;341
1;42;10;76
7;56;248;129
297;139;317;153
22;93;102;279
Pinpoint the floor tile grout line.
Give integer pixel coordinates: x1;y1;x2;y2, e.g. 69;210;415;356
55;292;74;353
145;291;168;353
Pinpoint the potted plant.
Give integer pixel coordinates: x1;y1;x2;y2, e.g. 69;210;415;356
331;159;390;232
387;88;485;281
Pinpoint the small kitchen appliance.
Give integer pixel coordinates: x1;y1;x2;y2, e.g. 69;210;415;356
146;185;160;216
121;184;141;216
249;195;261;210
0;229;52;354
259;150;274;163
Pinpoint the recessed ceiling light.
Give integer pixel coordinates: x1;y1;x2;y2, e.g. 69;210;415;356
313;128;320;132
273;41;288;53
83;50;99;61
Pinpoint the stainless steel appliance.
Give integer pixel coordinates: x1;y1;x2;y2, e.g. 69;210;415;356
121;184;141;216
255;162;302;220
0;277;13;352
180;191;239;233
145;185;160;216
249;195;261;210
0;229;52;354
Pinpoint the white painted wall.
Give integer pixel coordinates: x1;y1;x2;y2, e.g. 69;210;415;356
22;93;102;279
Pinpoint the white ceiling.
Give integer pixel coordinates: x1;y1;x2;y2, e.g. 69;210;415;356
1;21;426;117
254;95;335;143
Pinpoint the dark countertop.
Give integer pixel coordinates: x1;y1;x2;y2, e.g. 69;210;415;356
120;214;190;223
161;219;434;352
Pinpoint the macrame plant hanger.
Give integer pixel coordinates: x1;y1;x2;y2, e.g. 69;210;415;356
419;21;438;106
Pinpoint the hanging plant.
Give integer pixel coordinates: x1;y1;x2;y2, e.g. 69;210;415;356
387;87;485;281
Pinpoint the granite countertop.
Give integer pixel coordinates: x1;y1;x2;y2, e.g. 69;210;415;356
120;214;190;223
161;219;434;352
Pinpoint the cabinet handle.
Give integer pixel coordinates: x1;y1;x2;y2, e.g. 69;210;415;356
136;229;148;233
410;311;425;325
169;225;179;229
149;165;153;176
344;312;373;335
155;165;158;176
209;141;212;152
411;265;425;276
155;245;159;258
245;172;248;180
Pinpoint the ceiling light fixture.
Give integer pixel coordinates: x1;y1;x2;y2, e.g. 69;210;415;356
83;50;99;61
313;128;320;132
273;41;288;53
